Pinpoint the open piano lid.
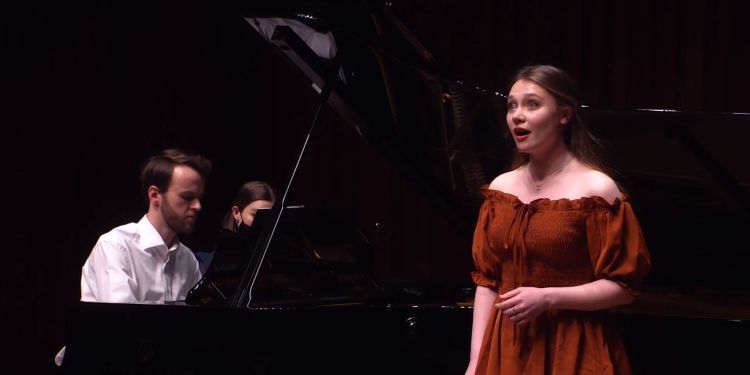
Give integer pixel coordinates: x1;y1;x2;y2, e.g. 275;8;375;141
241;3;750;319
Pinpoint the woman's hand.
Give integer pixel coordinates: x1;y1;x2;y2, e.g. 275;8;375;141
495;287;551;325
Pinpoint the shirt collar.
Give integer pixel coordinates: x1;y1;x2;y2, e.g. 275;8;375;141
137;215;180;255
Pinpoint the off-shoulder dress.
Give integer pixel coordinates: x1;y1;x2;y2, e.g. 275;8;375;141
472;187;651;375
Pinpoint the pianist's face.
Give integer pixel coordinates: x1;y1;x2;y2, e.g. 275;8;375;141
159;165;206;235
506;79;571;155
234;199;274;228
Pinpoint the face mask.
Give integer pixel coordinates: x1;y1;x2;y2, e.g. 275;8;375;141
236;221;254;235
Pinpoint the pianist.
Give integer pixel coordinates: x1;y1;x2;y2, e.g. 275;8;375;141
56;149;212;366
80;148;212;303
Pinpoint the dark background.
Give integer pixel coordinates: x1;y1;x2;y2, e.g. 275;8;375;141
3;0;749;373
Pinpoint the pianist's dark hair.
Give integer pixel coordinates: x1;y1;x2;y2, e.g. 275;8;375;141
508;65;606;172
139;148;213;200
222;181;276;231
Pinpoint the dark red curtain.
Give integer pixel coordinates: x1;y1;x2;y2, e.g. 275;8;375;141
395;0;750;112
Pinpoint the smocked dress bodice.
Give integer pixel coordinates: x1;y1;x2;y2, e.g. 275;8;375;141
471;187;651;375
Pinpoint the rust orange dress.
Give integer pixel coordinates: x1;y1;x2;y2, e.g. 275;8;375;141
472;187;651;375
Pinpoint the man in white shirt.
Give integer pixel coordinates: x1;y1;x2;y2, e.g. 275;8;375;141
57;149;213;366
80;148;212;303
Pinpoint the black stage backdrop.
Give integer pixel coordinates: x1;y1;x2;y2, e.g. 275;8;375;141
3;0;749;373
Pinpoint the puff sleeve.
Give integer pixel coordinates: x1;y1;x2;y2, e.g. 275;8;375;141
471;200;502;290
586;199;652;291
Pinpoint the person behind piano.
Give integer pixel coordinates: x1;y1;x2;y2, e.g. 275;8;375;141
466;65;652;375
223;180;276;232
195;180;276;273
80;148;212;303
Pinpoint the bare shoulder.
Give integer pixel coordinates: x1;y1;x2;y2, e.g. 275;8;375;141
582;169;623;204
488;168;522;193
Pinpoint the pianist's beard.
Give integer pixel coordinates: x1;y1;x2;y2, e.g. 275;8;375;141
160;196;196;236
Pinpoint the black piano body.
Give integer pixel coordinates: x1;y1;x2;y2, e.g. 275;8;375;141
61;2;750;374
61;302;473;374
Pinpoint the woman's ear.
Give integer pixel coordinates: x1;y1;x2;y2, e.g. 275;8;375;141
231;206;241;222
560;106;573;125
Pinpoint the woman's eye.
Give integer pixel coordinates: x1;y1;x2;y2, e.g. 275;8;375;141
507;102;517;111
527;101;539;109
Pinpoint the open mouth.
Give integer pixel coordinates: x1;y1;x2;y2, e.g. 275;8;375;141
513;128;531;136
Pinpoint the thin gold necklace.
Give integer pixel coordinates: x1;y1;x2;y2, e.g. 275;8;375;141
527;157;572;192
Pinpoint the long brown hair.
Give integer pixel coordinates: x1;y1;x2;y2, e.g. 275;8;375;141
507;65;605;171
222;181;276;231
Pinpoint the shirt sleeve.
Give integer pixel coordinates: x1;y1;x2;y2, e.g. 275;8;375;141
80;239;138;303
471;200;501;290
586;200;652;291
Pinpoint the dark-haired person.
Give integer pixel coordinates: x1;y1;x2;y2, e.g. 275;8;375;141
466;65;651;375
195;181;275;274
223;180;276;232
80;148;212;303
56;149;212;366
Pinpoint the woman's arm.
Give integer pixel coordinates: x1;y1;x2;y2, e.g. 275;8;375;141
495;279;632;325
466;285;497;375
544;278;633;309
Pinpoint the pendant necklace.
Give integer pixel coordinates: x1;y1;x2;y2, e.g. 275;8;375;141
527;157;572;192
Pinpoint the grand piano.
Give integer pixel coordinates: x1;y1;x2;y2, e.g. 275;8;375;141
60;2;750;374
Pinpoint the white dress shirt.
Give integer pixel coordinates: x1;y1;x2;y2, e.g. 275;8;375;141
81;215;202;303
